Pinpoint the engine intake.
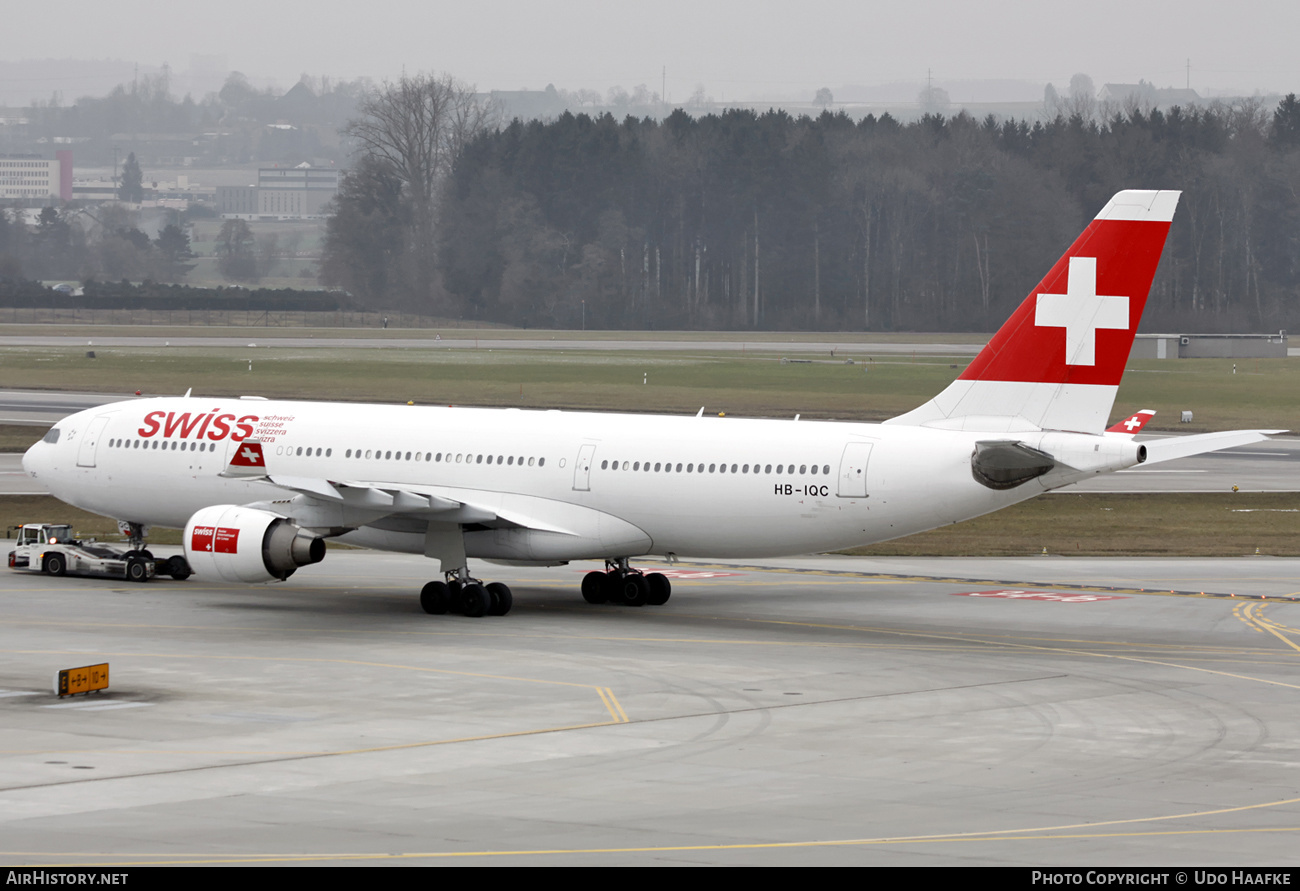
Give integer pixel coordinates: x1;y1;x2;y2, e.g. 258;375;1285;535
184;505;325;583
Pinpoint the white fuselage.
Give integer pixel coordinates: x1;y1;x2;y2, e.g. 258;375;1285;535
23;397;1112;561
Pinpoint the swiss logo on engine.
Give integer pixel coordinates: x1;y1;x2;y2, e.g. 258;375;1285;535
190;525;239;553
214;527;239;553
191;526;215;552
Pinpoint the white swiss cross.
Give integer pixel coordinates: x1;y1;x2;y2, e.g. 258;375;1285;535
1034;257;1128;366
240;446;261;464
1123;416;1143;431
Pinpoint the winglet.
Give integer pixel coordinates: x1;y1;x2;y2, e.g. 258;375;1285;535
221;440;269;478
1107;409;1156;437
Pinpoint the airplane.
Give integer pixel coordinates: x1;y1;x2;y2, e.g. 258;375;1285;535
19;190;1282;617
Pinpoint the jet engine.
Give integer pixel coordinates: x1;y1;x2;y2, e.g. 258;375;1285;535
184;505;325;583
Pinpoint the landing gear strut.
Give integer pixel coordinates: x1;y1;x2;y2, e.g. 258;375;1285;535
582;559;671;607
420;566;512;617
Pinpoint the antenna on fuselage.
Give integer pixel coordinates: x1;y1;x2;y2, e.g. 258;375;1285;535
695;407;704;417
183;388;192;398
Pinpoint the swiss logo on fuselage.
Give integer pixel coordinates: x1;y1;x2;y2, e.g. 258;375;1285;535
230;442;265;467
138;409;257;442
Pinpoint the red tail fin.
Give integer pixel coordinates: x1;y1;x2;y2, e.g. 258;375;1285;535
888;190;1179;434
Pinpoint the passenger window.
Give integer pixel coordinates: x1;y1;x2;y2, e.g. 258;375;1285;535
539;458;545;467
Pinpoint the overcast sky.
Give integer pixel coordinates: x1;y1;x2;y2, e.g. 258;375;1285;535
8;0;1300;100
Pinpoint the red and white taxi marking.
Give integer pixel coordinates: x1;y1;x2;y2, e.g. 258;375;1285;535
953;589;1128;603
576;569;741;580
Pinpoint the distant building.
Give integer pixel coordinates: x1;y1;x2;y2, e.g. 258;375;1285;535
1098;82;1203;109
0;150;72;202
1132;332;1287;359
256;164;338;217
215;163;338;218
215;185;258;215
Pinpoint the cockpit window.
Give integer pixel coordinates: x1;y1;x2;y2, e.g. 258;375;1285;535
42;428;60;443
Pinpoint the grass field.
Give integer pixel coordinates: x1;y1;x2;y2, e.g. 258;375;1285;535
0;340;1295;430
843;492;1300;557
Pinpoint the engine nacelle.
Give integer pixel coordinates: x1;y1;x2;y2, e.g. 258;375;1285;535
184;505;325;583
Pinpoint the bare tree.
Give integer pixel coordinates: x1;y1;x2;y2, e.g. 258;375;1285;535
342;73;498;306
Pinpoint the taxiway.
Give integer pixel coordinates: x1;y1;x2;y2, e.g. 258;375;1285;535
1;549;1298;865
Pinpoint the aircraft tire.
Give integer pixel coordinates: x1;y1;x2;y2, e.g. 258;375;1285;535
420;581;450;615
646;572;671;605
608;572;648;607
582;571;608;604
486;582;513;616
125;557;149;583
45;553;66;577
602;571;627;605
461;583;490;618
167;556;192;580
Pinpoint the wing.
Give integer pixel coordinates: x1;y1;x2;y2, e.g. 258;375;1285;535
221;442;651;562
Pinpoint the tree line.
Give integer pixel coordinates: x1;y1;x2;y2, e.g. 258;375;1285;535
325;84;1300;332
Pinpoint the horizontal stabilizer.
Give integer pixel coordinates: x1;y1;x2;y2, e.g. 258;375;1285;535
1141;430;1287;465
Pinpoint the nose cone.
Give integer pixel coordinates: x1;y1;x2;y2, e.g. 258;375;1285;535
21;438;44;478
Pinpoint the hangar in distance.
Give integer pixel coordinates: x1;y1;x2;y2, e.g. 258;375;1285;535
19;190;1280;617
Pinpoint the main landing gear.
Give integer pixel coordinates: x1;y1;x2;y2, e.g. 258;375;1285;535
420;566;512;618
582;558;671;607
